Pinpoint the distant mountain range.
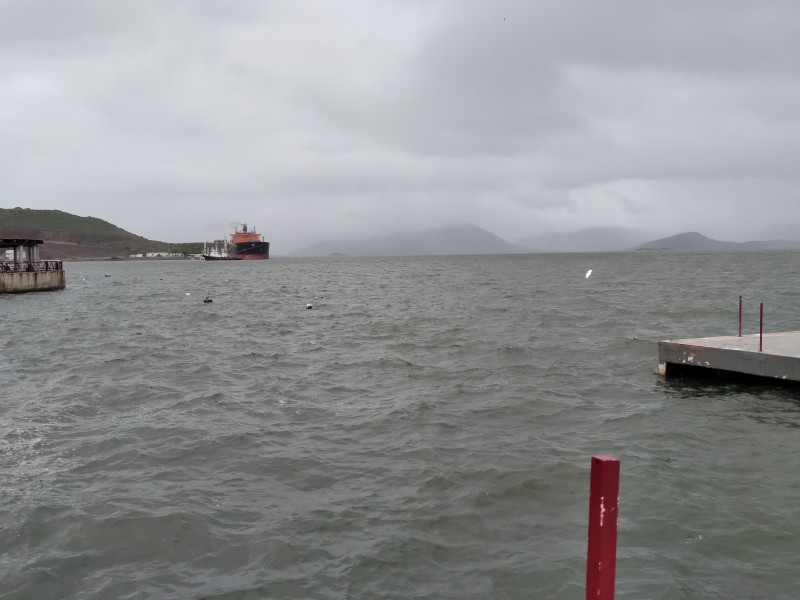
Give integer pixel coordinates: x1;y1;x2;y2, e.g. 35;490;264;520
293;225;800;256
635;231;800;252
5;208;800;259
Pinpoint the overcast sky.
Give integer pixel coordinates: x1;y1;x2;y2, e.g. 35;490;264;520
3;0;800;252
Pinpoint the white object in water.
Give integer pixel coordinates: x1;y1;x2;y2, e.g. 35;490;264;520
306;303;313;309
585;269;592;278
185;292;191;296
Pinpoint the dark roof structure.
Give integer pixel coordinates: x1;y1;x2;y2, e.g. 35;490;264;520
0;239;44;248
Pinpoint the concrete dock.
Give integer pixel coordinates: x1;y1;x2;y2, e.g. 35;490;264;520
658;332;800;382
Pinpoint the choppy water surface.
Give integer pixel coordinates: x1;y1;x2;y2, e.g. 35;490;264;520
2;252;800;599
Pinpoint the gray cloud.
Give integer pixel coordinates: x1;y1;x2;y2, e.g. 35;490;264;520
3;0;800;251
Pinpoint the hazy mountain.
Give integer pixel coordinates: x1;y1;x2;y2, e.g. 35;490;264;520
292;224;528;257
514;227;652;252
635;231;800;252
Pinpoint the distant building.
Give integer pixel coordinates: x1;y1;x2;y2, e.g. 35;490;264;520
129;251;190;259
144;252;184;258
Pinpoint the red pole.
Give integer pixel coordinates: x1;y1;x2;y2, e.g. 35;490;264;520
738;295;742;337
759;302;763;352
586;456;620;600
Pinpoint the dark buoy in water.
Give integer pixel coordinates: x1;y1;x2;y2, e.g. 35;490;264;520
104;274;111;277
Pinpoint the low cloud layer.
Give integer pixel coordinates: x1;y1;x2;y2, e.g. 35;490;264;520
3;0;800;251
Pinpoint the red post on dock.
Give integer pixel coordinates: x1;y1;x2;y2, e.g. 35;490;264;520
586;456;620;600
759;302;763;352
738;295;742;337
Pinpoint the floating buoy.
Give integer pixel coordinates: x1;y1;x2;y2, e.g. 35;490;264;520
185;292;191;296
203;293;212;303
104;274;111;277
306;303;313;309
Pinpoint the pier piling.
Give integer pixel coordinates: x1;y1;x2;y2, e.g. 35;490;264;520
738;295;742;337
586;455;620;600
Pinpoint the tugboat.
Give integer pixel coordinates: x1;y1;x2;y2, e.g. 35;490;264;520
201;239;241;261
202;224;270;261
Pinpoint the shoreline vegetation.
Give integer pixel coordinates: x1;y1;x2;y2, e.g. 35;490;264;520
0;208;202;260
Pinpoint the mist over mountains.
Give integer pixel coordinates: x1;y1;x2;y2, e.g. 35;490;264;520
292;224;527;257
512;227;652;253
292;224;800;256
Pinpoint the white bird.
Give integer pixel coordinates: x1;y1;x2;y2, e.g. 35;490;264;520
585;269;592;278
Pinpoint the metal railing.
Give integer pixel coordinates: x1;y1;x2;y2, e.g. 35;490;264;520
0;261;63;273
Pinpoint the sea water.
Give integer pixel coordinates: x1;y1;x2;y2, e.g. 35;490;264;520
2;252;800;599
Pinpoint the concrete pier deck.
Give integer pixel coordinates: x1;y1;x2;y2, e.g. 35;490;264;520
658;332;800;382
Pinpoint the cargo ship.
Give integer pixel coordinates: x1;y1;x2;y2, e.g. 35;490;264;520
202;224;270;261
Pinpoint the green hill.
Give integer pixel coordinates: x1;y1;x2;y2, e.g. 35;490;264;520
0;207;201;259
